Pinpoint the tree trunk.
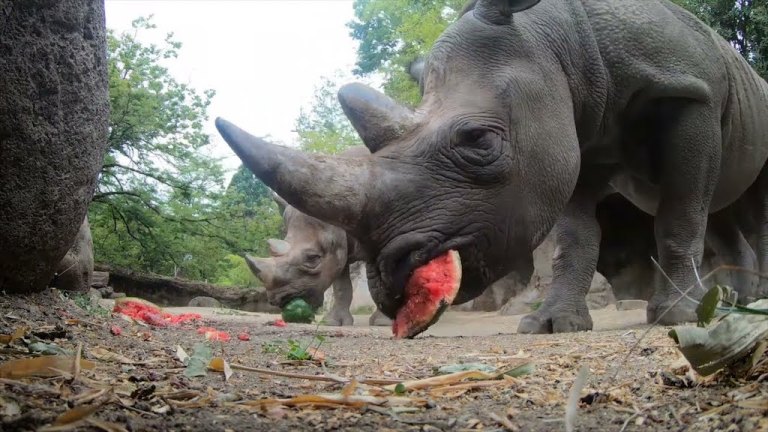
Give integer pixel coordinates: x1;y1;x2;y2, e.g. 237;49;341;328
95;264;279;313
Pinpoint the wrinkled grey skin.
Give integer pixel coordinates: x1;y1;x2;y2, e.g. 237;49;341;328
50;216;95;292
245;147;392;327
216;0;768;334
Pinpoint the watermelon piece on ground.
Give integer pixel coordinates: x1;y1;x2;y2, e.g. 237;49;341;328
113;297;202;327
392;250;462;339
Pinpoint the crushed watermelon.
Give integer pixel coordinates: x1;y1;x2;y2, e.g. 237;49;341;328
113;298;202;327
392;250;462;339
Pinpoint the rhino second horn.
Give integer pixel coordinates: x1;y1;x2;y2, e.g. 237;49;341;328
267;239;291;256
215;117;369;233
337;83;415;153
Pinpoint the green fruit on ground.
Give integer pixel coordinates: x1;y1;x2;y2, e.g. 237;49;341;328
392;250;462;339
281;298;315;323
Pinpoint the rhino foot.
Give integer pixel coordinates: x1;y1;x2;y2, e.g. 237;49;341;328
323;308;354;326
368;309;393;326
517;302;593;334
646;295;698;325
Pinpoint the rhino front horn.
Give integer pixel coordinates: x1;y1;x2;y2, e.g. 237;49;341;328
215;117;370;233
337;83;415;153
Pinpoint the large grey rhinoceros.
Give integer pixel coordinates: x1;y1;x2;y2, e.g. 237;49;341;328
245;145;392;327
215;0;768;335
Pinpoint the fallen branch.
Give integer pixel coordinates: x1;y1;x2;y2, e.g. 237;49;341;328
229;363;402;386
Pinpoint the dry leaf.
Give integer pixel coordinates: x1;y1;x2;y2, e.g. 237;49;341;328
209;357;233;381
176;345;189;364
0;356;95;378
240;394;426;409
384;370;502;392
53;402;103;425
0;326;28;345
307;347;326;362
86;418;130;432
90;347;137;364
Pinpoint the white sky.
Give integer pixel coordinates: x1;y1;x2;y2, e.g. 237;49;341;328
105;0;365;176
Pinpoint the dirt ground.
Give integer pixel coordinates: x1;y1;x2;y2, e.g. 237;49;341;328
1;290;767;432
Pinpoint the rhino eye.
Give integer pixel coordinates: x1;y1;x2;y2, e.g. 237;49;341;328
452;127;502;166
303;252;322;269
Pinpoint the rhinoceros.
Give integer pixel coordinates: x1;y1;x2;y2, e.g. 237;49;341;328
50;216;95;292
216;0;768;336
244;146;393;326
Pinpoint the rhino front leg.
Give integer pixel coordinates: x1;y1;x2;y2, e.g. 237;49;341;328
323;266;354;326
647;102;721;325
518;188;601;334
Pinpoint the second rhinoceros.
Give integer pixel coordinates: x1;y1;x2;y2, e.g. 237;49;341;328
245;146;392;327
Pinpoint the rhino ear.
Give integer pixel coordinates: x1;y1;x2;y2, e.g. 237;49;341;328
474;0;540;25
407;57;425;86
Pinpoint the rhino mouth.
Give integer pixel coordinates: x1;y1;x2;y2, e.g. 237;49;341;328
382;235;477;316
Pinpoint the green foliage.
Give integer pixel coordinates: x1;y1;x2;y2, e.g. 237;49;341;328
348;0;467;105
670;0;767;79
90;16;283;285
214;254;260;288
226;165;272;213
295;73;361;155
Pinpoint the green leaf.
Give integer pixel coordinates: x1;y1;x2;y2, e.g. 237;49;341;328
184;342;213;378
669;298;768;377
498;362;535;378
27;342;70;356
394;383;406;394
696;285;723;327
435;363;497;375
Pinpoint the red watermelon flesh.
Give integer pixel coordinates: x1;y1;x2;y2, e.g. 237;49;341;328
392;250;462;339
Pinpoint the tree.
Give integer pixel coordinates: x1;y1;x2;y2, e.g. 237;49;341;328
90;16;282;283
673;0;767;79
348;0;767;108
347;0;467;105
295;73;361;155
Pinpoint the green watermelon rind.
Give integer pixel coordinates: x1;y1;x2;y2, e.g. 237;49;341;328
281;298;315;323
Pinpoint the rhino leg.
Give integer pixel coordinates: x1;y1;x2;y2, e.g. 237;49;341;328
647;103;722;325
753;166;768;298
706;208;758;302
518;189;600;334
368;308;393;326
322;266;354;326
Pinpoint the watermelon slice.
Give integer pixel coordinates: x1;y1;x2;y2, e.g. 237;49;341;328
392;250;462;339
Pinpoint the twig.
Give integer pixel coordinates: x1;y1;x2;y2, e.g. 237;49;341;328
365;405;434;425
565;365;589;432
611;259;699;381
72;343;83;382
618;412;640;432
229;363;402;386
488;412;519;432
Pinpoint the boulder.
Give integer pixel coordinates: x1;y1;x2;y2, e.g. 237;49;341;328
0;0;109;293
91;271;110;289
188;296;222;308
